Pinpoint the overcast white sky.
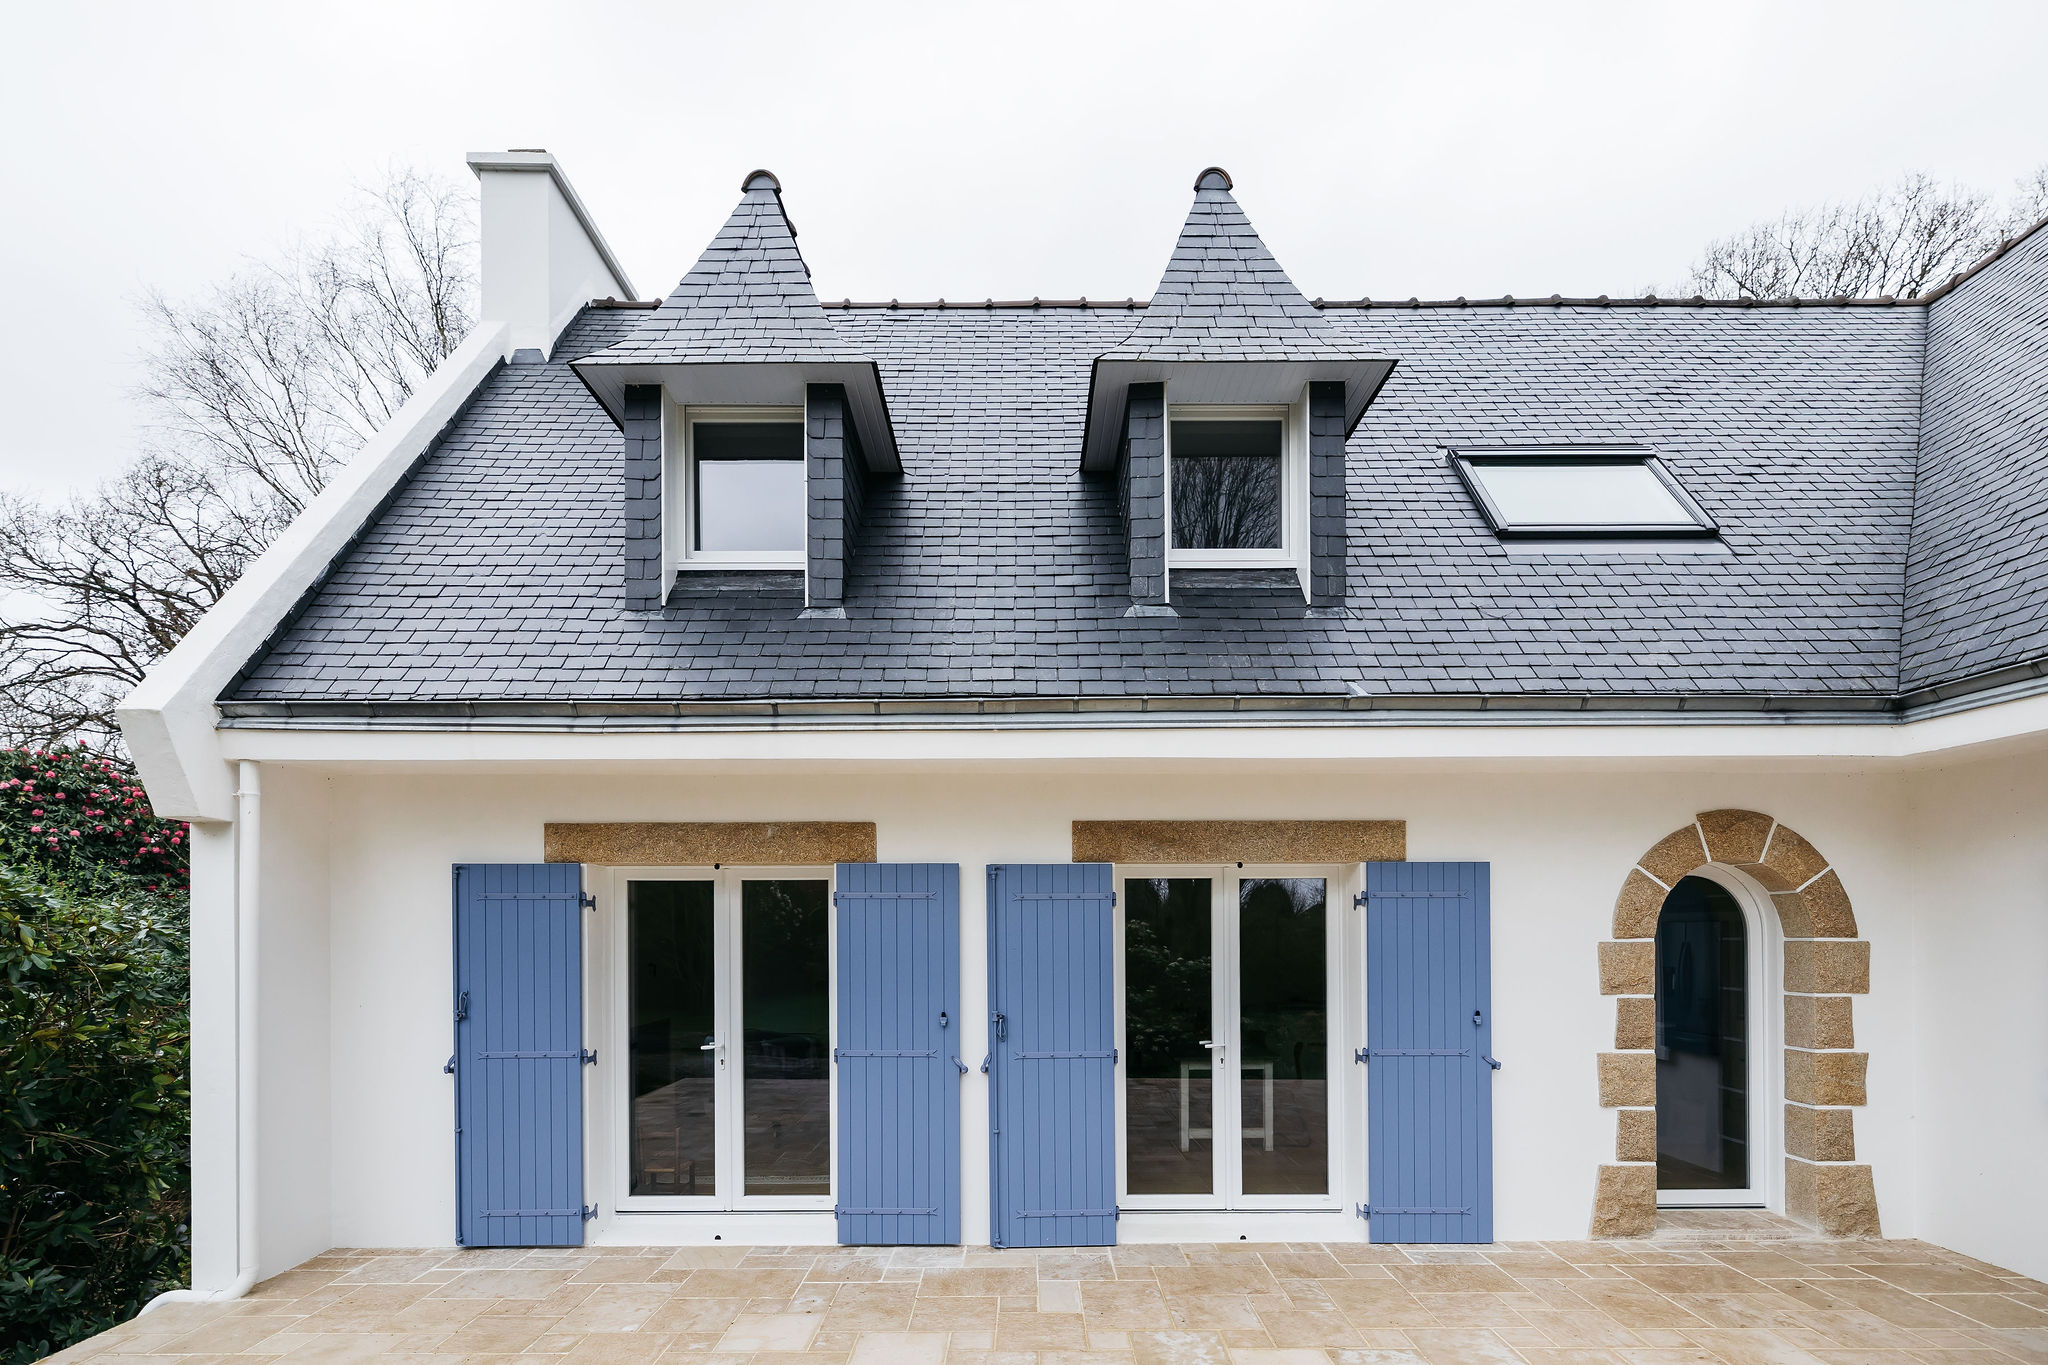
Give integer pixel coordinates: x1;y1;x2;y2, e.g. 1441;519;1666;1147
4;0;2045;497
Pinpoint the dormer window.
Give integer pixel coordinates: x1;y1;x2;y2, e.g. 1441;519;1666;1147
1167;403;1304;569
1452;446;1717;539
667;404;806;569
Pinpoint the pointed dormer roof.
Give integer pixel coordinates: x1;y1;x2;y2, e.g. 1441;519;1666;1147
1102;168;1348;362
575;170;898;469
1079;168;1394;470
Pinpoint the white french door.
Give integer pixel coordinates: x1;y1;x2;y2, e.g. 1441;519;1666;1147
605;867;835;1212
1114;865;1346;1212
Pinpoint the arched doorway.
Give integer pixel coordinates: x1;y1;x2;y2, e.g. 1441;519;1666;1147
1653;875;1760;1202
1593;810;1878;1237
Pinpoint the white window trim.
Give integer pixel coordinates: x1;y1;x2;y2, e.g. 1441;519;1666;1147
594;864;837;1216
664;400;808;574
1164;400;1309;582
1111;862;1353;1215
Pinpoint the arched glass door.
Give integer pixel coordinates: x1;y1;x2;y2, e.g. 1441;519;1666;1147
1654;875;1755;1202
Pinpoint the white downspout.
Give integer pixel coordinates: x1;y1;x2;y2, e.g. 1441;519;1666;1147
142;760;261;1311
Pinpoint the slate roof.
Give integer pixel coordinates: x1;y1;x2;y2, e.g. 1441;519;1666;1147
575;171;866;367
1098;169;1371;364
1900;225;2048;697
228;298;1945;710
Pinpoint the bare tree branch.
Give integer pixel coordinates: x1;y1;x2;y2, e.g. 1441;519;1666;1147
0;167;476;752
1661;164;2048;299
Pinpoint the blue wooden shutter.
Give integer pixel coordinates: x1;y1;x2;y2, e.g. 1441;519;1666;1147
452;863;588;1247
1364;861;1495;1244
834;862;961;1245
986;863;1117;1248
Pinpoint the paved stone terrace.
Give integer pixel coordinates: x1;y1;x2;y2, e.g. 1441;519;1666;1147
52;1233;2048;1365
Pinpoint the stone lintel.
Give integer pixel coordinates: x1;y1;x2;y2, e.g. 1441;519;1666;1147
544;821;877;866
1071;819;1404;866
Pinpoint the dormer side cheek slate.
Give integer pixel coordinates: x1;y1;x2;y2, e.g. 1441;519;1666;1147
574;171;897;611
1094;169;1384;605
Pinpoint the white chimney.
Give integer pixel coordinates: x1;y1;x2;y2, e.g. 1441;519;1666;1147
466;150;637;358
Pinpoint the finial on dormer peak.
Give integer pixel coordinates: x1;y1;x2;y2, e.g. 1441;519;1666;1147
741;169;781;193
1194;166;1233;192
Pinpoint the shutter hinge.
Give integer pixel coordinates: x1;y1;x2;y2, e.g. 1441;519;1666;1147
1356;1203;1369;1218
580;1049;598;1065
581;1204;599;1221
580;892;596;910
1354;1047;1368;1064
1353;891;1368;909
443;1054;456;1075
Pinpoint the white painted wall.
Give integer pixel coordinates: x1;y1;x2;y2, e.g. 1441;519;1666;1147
255;767;332;1275
1905;740;2048;1282
245;758;1930;1251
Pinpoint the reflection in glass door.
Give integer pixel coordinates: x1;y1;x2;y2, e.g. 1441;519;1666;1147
1238;877;1328;1197
628;880;717;1196
740;880;831;1195
1120;869;1334;1208
621;872;833;1208
1655;875;1750;1197
1123;878;1215;1196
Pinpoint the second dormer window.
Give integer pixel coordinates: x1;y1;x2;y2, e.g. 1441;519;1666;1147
671;405;806;568
1167;403;1302;568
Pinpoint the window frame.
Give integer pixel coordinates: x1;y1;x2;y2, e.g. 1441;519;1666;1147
1112;862;1350;1215
599;864;838;1215
1164;401;1306;572
1450;445;1718;540
664;401;809;572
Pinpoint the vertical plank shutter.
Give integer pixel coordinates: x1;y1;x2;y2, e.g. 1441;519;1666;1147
453;863;587;1247
986;863;1118;1248
1364;861;1494;1244
834;863;962;1245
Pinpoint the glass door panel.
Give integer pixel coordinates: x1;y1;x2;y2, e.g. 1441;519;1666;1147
740;879;832;1196
627;879;718;1197
1123;877;1215;1196
1655;875;1750;1191
1237;876;1329;1196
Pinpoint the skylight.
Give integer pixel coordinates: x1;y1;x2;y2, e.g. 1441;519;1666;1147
1451;447;1716;538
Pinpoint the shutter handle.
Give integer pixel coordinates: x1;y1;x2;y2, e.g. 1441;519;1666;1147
1473;1011;1500;1070
991;1012;1006;1039
454;990;468;1022
940;1011;949;1029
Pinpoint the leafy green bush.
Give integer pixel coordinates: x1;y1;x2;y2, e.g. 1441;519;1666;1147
1;749;190;1362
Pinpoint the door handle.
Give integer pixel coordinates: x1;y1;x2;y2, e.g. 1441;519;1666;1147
1199;1040;1224;1062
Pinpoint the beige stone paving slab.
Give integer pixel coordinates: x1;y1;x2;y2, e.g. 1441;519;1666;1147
51;1237;2048;1363
910;1295;1001;1330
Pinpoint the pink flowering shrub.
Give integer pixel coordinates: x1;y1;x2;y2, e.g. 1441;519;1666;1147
0;748;188;897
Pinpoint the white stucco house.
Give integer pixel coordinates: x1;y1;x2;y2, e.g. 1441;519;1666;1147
119;151;2048;1298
